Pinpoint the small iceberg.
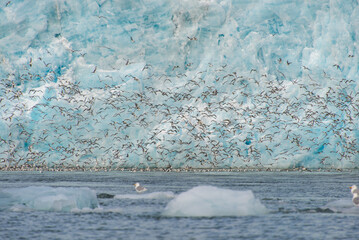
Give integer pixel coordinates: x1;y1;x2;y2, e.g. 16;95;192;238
322;199;359;214
162;186;268;217
0;186;99;212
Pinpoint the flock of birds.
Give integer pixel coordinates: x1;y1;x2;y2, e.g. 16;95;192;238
1;0;358;171
0;48;358;171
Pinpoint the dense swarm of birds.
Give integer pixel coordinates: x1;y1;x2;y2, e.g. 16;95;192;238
1;0;358;171
0;52;358;172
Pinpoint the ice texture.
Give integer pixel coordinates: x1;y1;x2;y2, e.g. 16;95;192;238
0;186;99;212
323;199;359;214
163;186;268;217
0;0;359;170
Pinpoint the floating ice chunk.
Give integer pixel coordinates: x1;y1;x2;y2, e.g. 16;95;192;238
322;199;359;214
163;186;268;217
115;191;175;200
0;186;99;212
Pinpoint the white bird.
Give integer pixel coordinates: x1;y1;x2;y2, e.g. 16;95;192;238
134;182;147;193
350;185;359;206
350;185;359;194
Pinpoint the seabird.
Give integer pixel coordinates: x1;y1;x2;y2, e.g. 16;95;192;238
350;185;359;206
134;182;147;193
350;185;359;194
353;193;359;206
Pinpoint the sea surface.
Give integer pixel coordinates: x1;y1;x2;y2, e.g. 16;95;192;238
1;171;359;240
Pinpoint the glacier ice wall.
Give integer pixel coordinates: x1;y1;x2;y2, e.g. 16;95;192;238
1;0;359;170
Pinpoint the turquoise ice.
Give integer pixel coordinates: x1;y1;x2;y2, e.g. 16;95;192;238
0;0;358;170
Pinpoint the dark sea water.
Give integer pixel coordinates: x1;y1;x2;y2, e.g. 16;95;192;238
1;171;359;240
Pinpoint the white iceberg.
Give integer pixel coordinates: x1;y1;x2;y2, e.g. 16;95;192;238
163;185;268;217
1;186;99;212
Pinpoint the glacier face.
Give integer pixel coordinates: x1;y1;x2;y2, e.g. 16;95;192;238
0;0;359;170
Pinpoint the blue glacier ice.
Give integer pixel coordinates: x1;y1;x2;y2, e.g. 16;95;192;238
0;0;359;170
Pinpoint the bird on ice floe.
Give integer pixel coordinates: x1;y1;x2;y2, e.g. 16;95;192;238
350;185;359;206
134;182;147;193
